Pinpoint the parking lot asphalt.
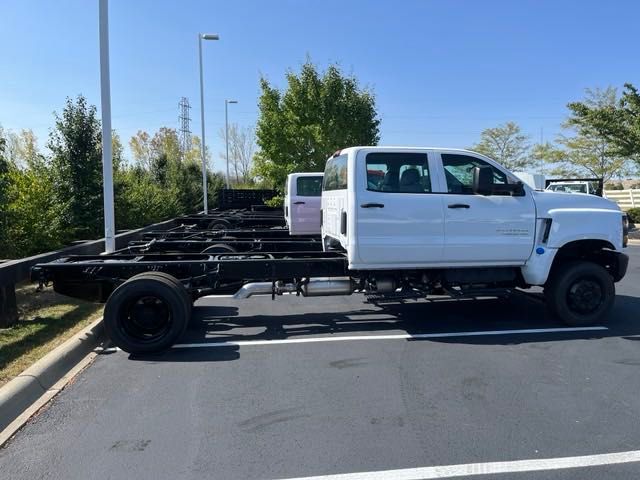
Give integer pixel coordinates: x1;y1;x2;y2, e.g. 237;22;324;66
1;247;639;480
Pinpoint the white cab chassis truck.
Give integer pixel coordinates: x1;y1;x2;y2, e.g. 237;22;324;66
321;146;628;322
32;146;629;353
284;172;323;235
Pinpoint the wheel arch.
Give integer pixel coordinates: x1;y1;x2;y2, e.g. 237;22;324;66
549;239;623;283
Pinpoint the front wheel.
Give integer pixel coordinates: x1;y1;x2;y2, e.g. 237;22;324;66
545;261;615;327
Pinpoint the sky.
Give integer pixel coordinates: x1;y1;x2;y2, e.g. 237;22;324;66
1;0;639;173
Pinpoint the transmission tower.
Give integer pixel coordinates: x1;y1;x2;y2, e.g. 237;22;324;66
178;97;192;157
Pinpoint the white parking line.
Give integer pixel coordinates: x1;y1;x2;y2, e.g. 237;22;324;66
173;326;607;349
278;449;640;479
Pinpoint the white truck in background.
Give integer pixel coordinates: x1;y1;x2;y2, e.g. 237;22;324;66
546;180;600;195
284;172;323;235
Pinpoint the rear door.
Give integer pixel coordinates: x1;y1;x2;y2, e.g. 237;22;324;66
355;150;445;267
437;152;536;264
290;175;323;235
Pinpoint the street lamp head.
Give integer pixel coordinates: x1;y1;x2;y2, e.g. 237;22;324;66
201;33;219;40
226;100;238;104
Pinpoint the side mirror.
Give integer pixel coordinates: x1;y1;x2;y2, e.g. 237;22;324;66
472;165;494;195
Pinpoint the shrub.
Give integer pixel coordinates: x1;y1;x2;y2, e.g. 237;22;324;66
264;194;283;208
626;207;640;226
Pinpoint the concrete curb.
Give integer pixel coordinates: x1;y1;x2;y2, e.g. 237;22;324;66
0;317;105;441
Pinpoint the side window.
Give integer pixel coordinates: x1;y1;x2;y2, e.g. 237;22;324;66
366;152;431;193
441;154;507;194
296;176;322;196
323;155;348;191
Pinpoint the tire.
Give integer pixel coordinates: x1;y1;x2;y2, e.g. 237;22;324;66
104;273;190;354
208;219;231;230
544;261;615;326
129;272;192;317
202;243;237;254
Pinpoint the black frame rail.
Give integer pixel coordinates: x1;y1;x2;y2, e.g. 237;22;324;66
123;238;323;254
31;251;348;302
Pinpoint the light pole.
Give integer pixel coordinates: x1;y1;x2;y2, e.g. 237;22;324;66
99;0;115;252
225;99;238;189
198;33;219;214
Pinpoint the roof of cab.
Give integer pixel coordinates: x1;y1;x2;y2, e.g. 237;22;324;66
287;172;324;178
334;146;482;156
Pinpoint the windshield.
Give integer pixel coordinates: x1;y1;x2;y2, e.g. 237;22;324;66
548;183;587;193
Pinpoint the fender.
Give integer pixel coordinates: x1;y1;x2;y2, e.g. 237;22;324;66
545;208;623;251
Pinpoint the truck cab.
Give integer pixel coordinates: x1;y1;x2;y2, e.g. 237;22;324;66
284;172;323;235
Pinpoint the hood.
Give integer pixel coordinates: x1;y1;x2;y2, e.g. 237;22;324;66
532;190;621;217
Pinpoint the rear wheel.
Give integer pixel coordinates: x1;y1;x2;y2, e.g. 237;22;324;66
130;272;192;316
208;219;231;230
545;261;614;326
104;273;190;354
202;243;237;254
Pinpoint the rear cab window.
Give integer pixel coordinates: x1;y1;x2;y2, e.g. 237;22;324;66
323;154;348;191
365;152;431;193
296;176;323;196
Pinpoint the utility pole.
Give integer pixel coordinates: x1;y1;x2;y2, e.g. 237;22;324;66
198;33;219;214
178;97;192;159
99;0;115;252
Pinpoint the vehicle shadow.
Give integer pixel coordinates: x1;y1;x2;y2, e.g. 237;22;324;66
130;293;640;362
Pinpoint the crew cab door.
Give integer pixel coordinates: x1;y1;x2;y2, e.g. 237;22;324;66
355;150;444;267
289;174;323;235
436;152;536;264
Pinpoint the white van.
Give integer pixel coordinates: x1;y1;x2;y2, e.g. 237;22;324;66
284;173;323;235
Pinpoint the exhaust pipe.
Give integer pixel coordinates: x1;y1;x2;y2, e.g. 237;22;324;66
232;282;273;299
233;277;353;299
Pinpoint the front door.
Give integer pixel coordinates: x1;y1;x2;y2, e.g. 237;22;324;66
437;152;536;265
355;150;445;268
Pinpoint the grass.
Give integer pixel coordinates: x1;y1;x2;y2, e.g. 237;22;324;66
0;282;103;387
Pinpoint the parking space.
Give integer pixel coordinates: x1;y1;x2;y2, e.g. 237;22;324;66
1;247;639;479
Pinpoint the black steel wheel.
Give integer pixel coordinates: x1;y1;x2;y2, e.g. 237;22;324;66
202;243;237;254
545;261;615;326
129;272;192;317
104;274;190;354
208;219;231;230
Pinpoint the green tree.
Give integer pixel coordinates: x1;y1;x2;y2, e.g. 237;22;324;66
471;122;534;171
4;129;43;169
4;167;66;257
127;129;219;214
0;128;10;256
535;88;632;182
48;95;103;240
568;83;640;161
254;61;380;190
112;130;125;171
